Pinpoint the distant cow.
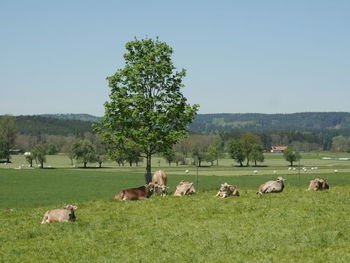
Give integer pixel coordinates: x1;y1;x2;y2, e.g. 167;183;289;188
114;183;155;200
174;181;196;196
257;176;286;195
216;182;240;198
41;205;77;224
308;178;330;191
152;170;167;186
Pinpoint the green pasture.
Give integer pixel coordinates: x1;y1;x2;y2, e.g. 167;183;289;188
1;186;350;262
1;153;350;262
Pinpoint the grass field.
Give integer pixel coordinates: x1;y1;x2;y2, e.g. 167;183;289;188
1;153;350;262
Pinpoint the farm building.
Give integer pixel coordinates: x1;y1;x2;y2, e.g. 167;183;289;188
270;146;287;153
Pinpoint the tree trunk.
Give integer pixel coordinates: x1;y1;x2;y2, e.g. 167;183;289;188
84;162;87;168
291;161;293;167
145;154;152;183
254;160;257;166
239;161;243;167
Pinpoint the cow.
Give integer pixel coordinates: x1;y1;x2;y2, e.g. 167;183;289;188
152;170;168;196
257;176;286;195
152;170;167;186
41;205;77;224
216;182;240;198
308;178;330;191
114;183;155;200
174;181;196;196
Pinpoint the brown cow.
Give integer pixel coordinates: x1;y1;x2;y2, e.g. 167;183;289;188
152;170;167;186
308;178;330;191
41;205;77;224
216;182;240;198
174;181;196;196
114;183;155;200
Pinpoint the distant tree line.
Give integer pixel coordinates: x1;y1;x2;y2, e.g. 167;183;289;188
3;114;350;169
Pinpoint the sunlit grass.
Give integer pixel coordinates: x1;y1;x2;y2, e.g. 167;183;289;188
1;187;350;262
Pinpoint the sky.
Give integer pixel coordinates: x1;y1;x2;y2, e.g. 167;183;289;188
1;0;349;116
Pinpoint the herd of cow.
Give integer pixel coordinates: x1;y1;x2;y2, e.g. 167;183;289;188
40;170;330;224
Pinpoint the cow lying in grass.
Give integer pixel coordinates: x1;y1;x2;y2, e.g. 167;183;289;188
216;182;240;198
174;181;196;196
41;205;77;224
257;176;286;195
114;183;155;200
308;178;330;191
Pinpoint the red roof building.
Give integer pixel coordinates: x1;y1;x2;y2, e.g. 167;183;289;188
270;146;287;153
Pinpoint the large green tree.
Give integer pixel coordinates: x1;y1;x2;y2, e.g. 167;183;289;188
0;115;16;162
95;37;198;181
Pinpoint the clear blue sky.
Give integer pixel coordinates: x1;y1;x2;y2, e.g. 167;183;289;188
1;0;349;116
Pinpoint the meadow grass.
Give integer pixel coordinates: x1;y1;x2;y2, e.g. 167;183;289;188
1;187;350;262
1;154;350;262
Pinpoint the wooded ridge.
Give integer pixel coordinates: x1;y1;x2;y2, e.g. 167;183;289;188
5;112;350;135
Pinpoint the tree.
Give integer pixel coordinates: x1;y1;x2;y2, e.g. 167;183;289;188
71;140;96;168
331;136;350;152
95;37;198;182
228;140;245;167
47;144;59;155
32;144;47;168
25;153;34;167
163;148;175;166
125;147;141;167
0;115;16;162
250;144;264;166
240;132;262;166
283;147;301;167
111;150;126;167
206;145;219;166
174;152;185;166
192;146;204;167
95;154;106;168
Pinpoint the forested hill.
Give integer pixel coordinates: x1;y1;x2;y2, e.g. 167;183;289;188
14;115;95;136
6;112;350;136
41;114;102;122
189;112;350;133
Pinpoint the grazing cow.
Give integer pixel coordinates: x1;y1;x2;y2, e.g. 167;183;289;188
41;205;77;224
216;182;240;198
152;170;167;186
114;183;155;200
174;181;196;196
257;176;286;195
308;178;330;191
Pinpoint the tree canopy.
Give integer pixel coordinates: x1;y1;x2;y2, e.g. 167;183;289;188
95;37;199;180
